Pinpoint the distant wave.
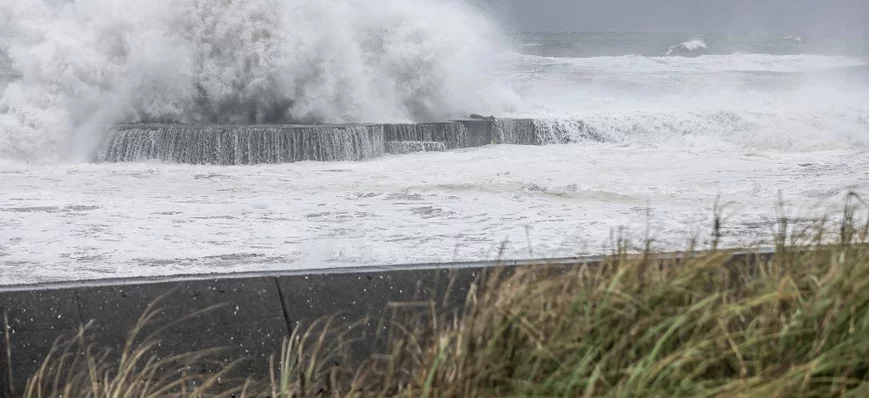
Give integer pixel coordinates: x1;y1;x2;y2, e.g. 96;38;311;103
511;32;869;59
504;52;868;74
521;109;869;152
663;39;708;57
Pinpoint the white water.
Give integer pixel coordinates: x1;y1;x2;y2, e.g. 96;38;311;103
507;52;866;74
1;3;869;284
3;146;867;284
501;52;869;152
663;38;708;56
0;0;511;162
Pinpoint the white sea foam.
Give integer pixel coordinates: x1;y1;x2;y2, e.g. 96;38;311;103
2;146;867;284
526;109;869;151
504;52;868;74
0;0;513;162
682;39;708;51
1;11;868;284
498;49;869;152
663;38;708;56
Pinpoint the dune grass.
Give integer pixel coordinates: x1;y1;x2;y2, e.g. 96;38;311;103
20;199;869;397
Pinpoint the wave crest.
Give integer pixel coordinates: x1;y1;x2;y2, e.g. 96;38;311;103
527;109;869;151
663;38;709;57
0;0;509;161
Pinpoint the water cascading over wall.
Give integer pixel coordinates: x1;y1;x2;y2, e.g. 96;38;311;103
494;119;540;145
494;119;604;145
535;119;613;144
91;118;595;166
386;141;447;155
95;124;385;165
453;119;495;147
383;123;470;150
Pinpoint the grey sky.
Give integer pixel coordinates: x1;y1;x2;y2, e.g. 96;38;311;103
478;0;869;38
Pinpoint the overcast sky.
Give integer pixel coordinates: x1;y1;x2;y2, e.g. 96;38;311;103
477;0;869;38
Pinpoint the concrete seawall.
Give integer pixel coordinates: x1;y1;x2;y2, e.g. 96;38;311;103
0;253;773;394
96;124;387;165
93;117;566;165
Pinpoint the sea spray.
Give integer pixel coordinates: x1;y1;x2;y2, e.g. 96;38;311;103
0;0;512;162
515;109;869;151
663;38;709;56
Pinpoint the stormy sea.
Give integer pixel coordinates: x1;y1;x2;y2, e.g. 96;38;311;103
1;1;867;284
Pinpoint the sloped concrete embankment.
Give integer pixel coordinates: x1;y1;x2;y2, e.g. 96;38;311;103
0;252;774;394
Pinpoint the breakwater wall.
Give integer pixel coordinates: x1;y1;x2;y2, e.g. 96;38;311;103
0;252;772;394
93;117;577;165
96;124;387;165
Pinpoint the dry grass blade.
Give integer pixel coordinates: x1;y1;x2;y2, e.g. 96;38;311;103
19;200;869;397
22;293;238;398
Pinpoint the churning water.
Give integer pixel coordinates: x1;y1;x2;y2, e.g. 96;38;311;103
1;1;868;283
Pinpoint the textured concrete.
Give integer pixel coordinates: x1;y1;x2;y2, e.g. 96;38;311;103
0;277;287;395
276;267;481;327
0;256;584;394
0;263;497;394
94;118;563;166
276;267;484;365
382;122;471;150
495;118;540;145
454;118;495;147
385;141;447;154
0;289;81;395
96;124;386;165
0;251;774;394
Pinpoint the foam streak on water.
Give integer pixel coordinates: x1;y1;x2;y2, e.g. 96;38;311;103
2;145;868;285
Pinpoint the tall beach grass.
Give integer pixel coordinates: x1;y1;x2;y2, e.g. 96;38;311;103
20;199;869;397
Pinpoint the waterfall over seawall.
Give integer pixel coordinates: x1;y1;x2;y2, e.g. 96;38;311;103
93;118;587;165
495;119;539;145
494;119;606;145
383;123;470;150
386;141;447;154
532;118;610;143
95;124;385;165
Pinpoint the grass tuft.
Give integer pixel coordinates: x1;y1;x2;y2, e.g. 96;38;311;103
22;290;244;397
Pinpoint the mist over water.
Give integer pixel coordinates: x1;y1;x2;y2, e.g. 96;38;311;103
0;0;511;162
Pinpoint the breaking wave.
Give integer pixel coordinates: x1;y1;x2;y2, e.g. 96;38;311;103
504;52;868;74
523;109;869;152
500;47;869;153
0;0;512;162
663;38;708;56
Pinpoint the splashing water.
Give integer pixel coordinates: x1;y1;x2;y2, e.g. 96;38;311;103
95;124;386;164
0;0;513;162
383;123;470;150
385;141;447;155
663;38;709;56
